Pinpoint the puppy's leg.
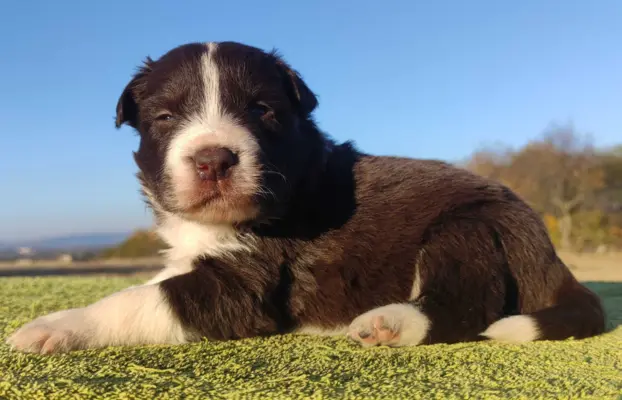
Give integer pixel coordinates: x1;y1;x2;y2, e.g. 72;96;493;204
349;215;509;347
6;282;193;354
8;255;277;354
7;258;197;354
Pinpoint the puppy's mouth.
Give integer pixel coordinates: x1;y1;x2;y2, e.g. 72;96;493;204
178;172;260;224
166;144;261;224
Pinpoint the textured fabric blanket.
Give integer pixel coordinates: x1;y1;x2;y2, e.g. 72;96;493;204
1;276;620;399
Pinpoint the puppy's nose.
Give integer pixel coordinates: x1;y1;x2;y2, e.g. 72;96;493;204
194;147;238;181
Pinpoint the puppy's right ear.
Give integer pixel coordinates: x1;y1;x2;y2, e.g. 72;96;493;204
115;57;153;129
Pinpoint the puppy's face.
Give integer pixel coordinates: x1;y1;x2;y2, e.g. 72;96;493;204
116;42;322;225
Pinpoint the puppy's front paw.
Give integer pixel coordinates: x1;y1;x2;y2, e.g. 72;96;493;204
347;304;430;348
6;309;90;354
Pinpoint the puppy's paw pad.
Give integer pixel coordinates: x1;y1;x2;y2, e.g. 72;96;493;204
347;303;429;347
347;314;400;347
7;324;80;354
6;311;86;354
6;325;53;353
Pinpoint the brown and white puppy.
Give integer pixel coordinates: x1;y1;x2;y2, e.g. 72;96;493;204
7;41;606;354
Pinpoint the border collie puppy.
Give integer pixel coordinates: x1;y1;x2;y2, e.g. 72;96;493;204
7;41;605;354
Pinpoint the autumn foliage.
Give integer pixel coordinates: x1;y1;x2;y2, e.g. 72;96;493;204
466;124;622;251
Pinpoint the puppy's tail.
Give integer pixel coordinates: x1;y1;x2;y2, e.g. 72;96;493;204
481;275;606;344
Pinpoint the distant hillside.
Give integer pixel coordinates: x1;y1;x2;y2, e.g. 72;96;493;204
2;232;131;252
99;230;167;259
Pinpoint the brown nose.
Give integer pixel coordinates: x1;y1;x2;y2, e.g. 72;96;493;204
194;147;238;181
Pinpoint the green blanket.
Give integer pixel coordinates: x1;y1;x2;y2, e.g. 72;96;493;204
1;276;620;399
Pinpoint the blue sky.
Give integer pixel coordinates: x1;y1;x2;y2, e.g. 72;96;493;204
1;0;621;241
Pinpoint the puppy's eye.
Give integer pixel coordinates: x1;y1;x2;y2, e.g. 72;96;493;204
248;102;274;119
155;112;174;122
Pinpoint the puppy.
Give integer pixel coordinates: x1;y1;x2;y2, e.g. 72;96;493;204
7;41;605;354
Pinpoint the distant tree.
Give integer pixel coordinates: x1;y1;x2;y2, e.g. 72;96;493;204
509;126;604;249
467;124;609;250
465;145;512;185
599;145;622;209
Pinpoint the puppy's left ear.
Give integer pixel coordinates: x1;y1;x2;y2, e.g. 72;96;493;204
273;53;318;116
115;57;153;129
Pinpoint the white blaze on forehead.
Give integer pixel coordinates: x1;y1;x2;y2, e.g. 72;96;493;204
203;42;222;127
164;41;261;210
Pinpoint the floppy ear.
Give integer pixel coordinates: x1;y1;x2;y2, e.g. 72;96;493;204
273;53;318;116
115;57;153;129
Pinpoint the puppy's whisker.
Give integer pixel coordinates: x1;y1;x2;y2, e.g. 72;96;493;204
255;186;279;201
263;170;288;184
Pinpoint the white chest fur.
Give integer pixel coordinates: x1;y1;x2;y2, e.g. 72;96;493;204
152;212;253;281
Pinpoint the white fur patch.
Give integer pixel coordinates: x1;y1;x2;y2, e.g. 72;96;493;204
481;315;540;343
294;325;348;336
409;249;425;301
157;211;252;262
143;265;190;285
409;268;422;301
164;41;261;212
347;303;430;347
149;211;253;285
6;284;190;354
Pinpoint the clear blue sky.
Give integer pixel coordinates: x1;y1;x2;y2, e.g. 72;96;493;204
1;0;621;241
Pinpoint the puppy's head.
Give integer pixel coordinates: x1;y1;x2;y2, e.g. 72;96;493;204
115;42;325;225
